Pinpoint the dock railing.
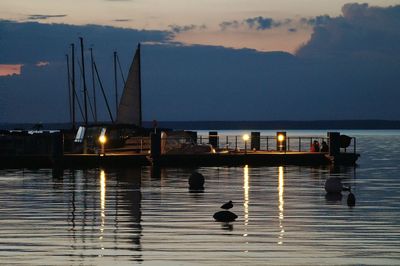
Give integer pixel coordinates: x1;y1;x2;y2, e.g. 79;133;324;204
195;135;357;154
114;133;357;155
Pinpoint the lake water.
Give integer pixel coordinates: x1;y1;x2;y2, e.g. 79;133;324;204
1;130;399;265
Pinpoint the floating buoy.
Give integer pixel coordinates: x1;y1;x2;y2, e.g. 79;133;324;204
347;192;356;207
189;172;205;190
221;200;233;210
213;211;238;222
325;177;343;194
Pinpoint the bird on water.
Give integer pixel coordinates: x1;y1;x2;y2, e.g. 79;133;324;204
221;200;233;210
347;187;356;207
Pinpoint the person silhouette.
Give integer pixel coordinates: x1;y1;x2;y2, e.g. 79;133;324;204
321;141;329;152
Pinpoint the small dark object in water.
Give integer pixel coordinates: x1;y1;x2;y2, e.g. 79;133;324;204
347;192;356;207
325;177;343;194
189;172;205;190
213;211;238;222
221;200;233;210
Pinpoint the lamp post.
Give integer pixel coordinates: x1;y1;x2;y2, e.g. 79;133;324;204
99;135;107;155
243;134;249;154
276;132;286;152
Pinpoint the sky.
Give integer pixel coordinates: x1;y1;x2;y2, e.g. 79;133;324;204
0;1;400;122
1;0;399;52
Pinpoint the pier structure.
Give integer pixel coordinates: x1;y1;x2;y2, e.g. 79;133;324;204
0;130;359;168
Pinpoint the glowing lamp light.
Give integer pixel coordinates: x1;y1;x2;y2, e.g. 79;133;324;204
278;134;285;142
99;135;107;144
243;134;250;141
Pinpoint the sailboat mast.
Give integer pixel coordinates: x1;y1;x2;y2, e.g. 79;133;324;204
138;43;142;127
79;37;89;125
66;54;72;128
114;51;118;118
90;48;98;123
71;43;76;130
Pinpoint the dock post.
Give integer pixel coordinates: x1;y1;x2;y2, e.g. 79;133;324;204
209;131;218;149
251;132;260;151
51;132;64;165
328;132;340;156
151;132;161;162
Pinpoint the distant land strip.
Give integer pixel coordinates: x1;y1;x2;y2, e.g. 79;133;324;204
1;120;400;130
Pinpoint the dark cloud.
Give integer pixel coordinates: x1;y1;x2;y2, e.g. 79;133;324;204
168;24;206;34
244;17;277;30
220;17;285;31
27;14;67;20
297;3;400;59
1;13;400;123
219;20;240;31
113;19;132;22
300;15;331;26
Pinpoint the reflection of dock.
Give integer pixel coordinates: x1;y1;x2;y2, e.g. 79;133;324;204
0;151;358;168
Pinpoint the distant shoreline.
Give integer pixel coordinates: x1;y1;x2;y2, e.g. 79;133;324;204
1;120;400;130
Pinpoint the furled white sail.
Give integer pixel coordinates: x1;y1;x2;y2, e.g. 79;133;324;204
116;44;142;126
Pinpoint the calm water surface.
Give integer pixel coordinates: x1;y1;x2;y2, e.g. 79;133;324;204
0;131;400;265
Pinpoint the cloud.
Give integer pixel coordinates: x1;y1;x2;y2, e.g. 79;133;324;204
220;16;285;31
219;20;240;31
300;15;331;26
27;14;67;20
36;61;50;67
297;4;400;59
113;19;132;22
244;17;278;30
168;24;206;34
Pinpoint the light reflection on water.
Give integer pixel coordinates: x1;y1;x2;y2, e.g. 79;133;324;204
0;134;400;265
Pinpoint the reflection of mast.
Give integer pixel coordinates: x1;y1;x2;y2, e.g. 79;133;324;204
243;165;249;252
278;166;285;245
116;168;142;259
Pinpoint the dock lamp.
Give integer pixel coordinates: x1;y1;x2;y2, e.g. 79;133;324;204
243;134;250;154
276;132;286;152
99;135;107;155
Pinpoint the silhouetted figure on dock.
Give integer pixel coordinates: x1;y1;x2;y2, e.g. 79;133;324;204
321;141;329;152
310;140;320;152
221;200;233;210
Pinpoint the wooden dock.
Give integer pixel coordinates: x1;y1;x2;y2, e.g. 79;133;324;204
0;130;360;168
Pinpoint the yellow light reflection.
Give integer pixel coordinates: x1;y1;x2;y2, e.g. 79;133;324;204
278;166;285;245
243;165;249;231
100;170;106;244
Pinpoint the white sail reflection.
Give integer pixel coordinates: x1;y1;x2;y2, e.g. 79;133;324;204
243;165;249;239
99;170;106;250
278;166;285;245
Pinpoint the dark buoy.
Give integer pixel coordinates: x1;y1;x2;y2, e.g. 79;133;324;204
347;192;356;207
221;200;233;210
213;211;238;222
325;192;342;202
325;177;343;194
189;172;205;191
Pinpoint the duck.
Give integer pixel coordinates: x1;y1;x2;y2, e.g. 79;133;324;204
221;200;233;210
347;187;356;207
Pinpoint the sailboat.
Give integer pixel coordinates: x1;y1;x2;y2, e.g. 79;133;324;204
116;43;142;127
71;44;149;153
